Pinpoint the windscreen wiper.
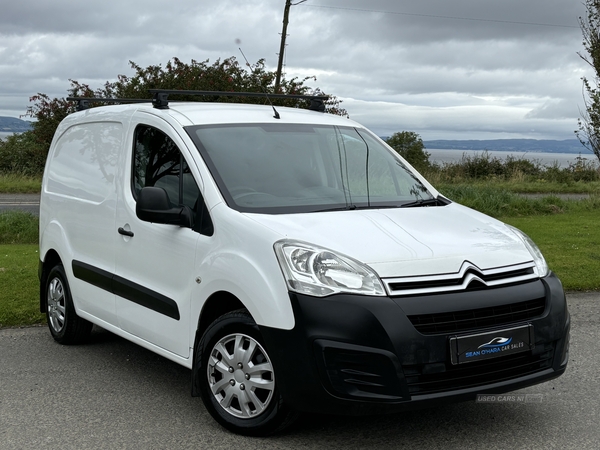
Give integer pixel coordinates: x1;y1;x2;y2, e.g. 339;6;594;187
400;197;442;208
313;205;358;213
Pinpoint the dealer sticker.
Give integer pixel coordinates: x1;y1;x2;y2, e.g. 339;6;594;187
450;324;534;365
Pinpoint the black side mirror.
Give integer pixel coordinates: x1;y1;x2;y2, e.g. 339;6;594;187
136;186;192;228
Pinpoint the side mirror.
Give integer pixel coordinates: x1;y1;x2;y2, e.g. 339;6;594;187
136;186;192;228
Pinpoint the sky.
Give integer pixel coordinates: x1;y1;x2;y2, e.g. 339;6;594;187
0;0;591;140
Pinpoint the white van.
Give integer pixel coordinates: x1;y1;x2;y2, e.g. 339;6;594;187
39;91;569;435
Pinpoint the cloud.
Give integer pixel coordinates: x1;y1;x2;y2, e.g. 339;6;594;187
0;0;591;140
344;98;577;140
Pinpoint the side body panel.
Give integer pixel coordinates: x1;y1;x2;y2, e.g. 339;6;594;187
41;118;124;323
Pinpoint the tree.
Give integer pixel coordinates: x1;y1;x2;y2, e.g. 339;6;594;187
16;57;347;174
576;0;600;163
0;131;45;175
385;131;431;172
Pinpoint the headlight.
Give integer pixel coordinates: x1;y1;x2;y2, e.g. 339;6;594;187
507;225;549;278
274;240;385;297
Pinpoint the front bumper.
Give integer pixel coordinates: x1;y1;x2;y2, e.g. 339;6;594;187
259;272;570;415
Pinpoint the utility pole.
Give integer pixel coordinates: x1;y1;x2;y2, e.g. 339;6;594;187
275;0;292;92
275;0;306;92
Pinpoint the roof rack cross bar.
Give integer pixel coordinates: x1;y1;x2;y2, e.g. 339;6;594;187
147;89;329;111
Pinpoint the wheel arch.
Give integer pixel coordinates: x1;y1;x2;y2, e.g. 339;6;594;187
192;290;247;397
194;291;247;349
39;249;63;313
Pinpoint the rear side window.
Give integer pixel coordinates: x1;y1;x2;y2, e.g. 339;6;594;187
132;125;213;235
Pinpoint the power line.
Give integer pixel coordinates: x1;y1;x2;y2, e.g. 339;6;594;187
299;3;580;29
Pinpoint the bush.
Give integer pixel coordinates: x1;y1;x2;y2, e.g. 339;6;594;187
425;151;600;185
503;155;543;177
0;131;46;176
566;154;599;182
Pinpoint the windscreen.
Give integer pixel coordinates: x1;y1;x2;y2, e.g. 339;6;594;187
186;123;434;214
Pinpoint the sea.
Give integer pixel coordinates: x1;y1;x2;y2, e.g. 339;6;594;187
0;131;596;169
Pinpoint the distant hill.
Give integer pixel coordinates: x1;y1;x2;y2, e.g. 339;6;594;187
0;116;32;132
421;139;592;154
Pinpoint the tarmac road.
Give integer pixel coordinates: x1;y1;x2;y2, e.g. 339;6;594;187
0;292;598;450
0;193;40;216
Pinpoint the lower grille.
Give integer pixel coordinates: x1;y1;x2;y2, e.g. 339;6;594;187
407;297;546;335
318;346;404;401
403;343;554;396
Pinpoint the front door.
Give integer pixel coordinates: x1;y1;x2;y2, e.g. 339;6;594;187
114;120;203;357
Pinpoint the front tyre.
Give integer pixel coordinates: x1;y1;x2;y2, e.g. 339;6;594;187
196;310;297;436
45;264;92;344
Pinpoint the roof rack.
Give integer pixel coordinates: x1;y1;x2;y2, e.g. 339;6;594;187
66;97;151;112
67;90;330;112
149;90;329;112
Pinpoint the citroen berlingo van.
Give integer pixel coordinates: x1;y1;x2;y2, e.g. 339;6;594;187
39;91;569;436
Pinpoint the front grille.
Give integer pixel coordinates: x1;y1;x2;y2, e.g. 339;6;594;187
383;261;538;296
388;267;535;292
403;343;555;396
407;297;546;335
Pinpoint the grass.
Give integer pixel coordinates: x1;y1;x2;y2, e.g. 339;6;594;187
0;244;44;328
434;179;600;195
438;185;600;218
0;173;42;193
0;211;39;244
0;213;43;327
502;210;600;291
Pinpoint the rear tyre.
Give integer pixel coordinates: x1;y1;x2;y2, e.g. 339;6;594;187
45;264;92;344
196;310;298;436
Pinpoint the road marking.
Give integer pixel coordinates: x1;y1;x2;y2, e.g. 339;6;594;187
0;202;40;206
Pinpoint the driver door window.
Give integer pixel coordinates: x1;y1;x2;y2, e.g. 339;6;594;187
132;125;213;235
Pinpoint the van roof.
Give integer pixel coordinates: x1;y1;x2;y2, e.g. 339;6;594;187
66;100;358;128
166;102;356;127
64;90;358;128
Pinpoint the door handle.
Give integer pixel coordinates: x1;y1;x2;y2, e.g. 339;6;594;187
118;227;134;237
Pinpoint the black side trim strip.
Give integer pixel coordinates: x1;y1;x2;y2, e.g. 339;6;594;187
72;260;113;292
71;260;180;321
112;275;180;320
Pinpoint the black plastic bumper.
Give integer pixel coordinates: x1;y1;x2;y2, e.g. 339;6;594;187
259;273;570;415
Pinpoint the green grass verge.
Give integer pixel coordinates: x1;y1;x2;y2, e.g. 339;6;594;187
434;180;600;195
439;185;600;218
502;210;600;291
0;173;42;193
492;180;600;194
0;244;45;328
0;211;39;244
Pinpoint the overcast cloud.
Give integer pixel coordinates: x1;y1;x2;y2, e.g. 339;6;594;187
0;0;590;140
